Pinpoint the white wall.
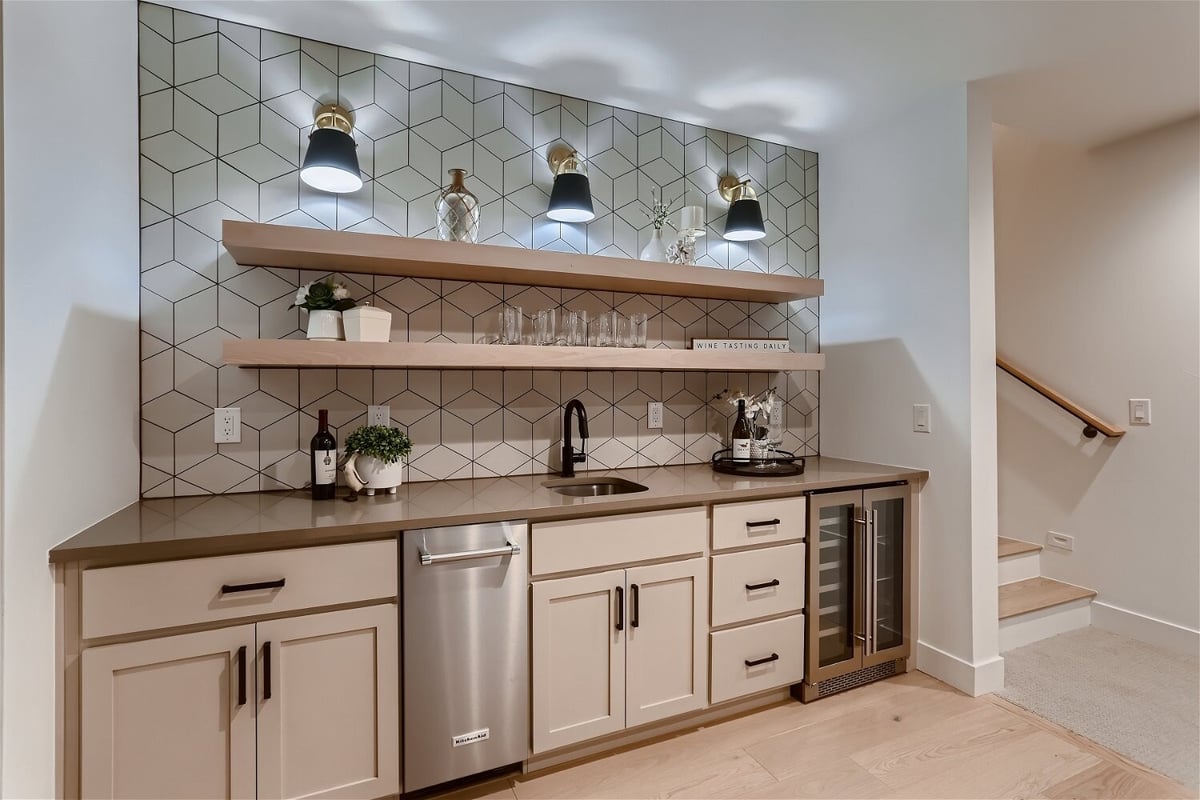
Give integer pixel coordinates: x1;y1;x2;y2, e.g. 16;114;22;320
821;84;1002;695
1;2;140;795
994;118;1200;650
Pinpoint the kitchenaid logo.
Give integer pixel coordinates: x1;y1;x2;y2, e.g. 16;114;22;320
452;728;490;747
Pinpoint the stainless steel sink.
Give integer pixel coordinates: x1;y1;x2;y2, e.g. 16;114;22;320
543;477;650;497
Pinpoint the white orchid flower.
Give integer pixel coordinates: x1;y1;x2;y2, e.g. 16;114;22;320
332;284;349;301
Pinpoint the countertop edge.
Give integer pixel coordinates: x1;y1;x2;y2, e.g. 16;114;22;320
50;463;928;567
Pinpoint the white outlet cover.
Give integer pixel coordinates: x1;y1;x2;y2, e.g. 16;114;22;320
648;402;664;429
214;407;241;443
368;405;391;427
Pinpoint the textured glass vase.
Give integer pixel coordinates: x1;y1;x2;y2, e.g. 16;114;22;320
435;168;480;243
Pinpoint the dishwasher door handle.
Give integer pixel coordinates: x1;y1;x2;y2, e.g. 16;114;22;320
418;541;522;566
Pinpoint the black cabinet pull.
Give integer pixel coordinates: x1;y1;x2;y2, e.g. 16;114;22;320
745;578;781;591
236;645;247;706
630;584;640;629
745;519;781;528
221;578;286;594
745;652;780;668
263;641;272;700
615;586;624;631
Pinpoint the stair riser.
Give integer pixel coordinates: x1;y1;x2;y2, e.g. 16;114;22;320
1000;598;1092;652
998;552;1041;585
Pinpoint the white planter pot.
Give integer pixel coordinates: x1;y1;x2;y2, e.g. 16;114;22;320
306;309;343;341
344;454;404;496
640;228;668;262
343;306;392;342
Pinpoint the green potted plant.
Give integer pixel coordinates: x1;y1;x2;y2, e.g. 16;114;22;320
292;278;357;341
342;425;413;496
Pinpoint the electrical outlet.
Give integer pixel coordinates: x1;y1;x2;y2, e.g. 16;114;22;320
368;405;391;427
214;407;241;443
913;404;931;433
648;402;664;429
1047;531;1074;551
1129;398;1151;425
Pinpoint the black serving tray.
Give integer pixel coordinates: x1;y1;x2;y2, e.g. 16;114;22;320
711;448;805;477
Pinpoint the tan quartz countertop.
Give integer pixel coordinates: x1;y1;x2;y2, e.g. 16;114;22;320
50;457;926;566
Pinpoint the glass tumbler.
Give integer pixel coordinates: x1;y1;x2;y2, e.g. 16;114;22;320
534;309;558;346
627;313;648;348
592;312;613;347
498;304;523;345
565;310;588;346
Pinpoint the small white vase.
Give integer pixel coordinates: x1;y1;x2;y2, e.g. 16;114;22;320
343;306;392;342
640;228;668;262
344;454;404;496
306;309;343;340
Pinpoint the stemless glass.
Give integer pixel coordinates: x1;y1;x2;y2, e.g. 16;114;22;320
592;312;613;347
627;313;648;348
534;308;558;346
498;304;523;345
565;310;588;346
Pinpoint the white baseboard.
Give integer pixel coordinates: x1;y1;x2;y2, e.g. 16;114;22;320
915;641;1005;696
998;552;1041;584
999;598;1091;652
1092;601;1200;656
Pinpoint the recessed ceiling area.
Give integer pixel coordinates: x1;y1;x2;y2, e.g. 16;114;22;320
167;0;1199;148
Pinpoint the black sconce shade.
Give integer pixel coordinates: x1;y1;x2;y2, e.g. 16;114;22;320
301;127;363;194
547;172;596;223
723;198;766;241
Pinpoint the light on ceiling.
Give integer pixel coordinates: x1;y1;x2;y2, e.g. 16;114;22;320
545;143;596;223
300;104;363;194
718;176;766;241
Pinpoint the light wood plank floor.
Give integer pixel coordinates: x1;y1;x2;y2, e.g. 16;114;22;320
430;671;1195;800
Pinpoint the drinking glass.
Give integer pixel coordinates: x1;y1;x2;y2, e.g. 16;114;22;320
498;304;523;345
592;312;613;347
534;309;558;346
613;313;629;347
565;310;588;346
627;313;648;348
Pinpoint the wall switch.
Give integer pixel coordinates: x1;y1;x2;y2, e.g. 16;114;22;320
1129;398;1151;425
368;405;391;427
214;407;241;443
648;402;664;429
1047;531;1074;551
913;404;931;433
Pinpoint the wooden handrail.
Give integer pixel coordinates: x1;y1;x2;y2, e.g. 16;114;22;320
996;356;1125;439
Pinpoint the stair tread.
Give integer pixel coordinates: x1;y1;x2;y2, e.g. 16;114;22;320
998;536;1043;559
999;577;1096;619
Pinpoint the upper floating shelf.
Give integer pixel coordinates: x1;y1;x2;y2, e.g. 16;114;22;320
222;221;823;304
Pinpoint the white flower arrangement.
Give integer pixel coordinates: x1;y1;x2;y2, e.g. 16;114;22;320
291;278;356;312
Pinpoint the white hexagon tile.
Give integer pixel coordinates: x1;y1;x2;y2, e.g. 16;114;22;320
137;2;820;496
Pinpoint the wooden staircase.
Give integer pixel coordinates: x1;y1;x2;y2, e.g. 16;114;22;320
998;536;1097;651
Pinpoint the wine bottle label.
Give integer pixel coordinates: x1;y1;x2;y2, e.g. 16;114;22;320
732;438;751;462
314;449;337;485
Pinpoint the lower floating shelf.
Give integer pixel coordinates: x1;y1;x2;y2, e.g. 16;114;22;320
222;339;826;372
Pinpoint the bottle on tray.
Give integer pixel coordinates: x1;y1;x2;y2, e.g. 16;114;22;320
731;399;752;463
310;409;337;500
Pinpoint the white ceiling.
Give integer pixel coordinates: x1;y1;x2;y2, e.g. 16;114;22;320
169;0;1199;149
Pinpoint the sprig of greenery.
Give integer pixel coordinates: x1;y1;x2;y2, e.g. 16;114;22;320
644;189;684;231
291;278;357;312
344;425;412;464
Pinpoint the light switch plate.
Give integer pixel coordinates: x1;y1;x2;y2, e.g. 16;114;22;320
648;402;664;429
913;404;931;433
368;405;391;427
214;407;241;443
1129;398;1151;425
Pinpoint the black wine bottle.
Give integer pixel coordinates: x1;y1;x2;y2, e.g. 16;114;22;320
310;409;337;500
731;399;752;463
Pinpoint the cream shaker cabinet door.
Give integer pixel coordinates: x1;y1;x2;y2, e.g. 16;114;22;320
532;570;627;754
81;625;256;800
624;558;708;727
255;604;400;800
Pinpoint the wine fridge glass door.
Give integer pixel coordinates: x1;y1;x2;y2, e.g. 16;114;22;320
808;491;862;682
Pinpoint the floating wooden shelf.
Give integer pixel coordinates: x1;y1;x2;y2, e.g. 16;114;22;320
223;339;826;372
222;221;823;304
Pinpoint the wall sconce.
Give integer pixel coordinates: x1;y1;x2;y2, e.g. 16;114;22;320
545;143;596;223
718;176;766;241
300;104;363;194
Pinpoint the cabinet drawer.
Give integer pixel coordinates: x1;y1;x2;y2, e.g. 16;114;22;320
711;543;806;627
82;539;397;639
709;614;805;704
531;507;705;576
711;496;805;551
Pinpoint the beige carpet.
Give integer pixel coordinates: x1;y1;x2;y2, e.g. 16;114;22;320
998;626;1199;790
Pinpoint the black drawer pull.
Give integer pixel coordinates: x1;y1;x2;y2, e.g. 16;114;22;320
236;645;247;706
263;641;272;700
615;586;624;631
745;519;781;528
745;652;780;668
630;584;640;629
221;578;286;594
745;579;781;591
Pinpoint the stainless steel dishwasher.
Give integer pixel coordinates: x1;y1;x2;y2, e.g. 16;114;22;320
401;520;528;792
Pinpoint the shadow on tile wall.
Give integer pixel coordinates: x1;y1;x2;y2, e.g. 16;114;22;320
137;2;820;496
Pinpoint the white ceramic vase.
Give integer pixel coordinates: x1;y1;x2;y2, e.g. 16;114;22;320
640;228;669;262
343;454;405;496
306;309;343;341
343;306;392;342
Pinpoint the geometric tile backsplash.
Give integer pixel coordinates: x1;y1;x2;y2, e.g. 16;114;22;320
137;2;820;497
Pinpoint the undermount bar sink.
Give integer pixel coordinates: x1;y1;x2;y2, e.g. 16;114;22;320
543;477;650;497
